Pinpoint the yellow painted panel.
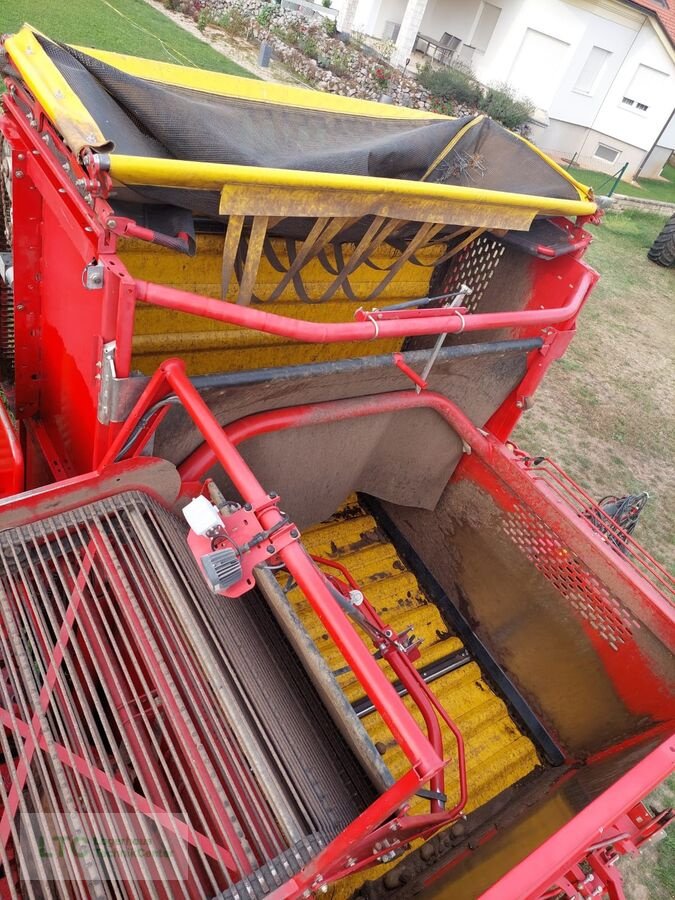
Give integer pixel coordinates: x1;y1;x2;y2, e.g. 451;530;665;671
6;28;110;153
108;155;595;217
280;496;541;898
120;235;441;375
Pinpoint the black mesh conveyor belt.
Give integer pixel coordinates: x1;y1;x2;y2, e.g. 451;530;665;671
23;37;581;233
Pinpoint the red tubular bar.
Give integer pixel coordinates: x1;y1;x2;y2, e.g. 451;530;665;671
312;555;450;815
179;389;490;483
135;269;594;345
158;361;445;784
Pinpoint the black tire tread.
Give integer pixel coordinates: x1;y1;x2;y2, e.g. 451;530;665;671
647;214;675;267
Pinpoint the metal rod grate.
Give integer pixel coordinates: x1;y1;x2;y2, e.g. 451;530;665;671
0;491;372;897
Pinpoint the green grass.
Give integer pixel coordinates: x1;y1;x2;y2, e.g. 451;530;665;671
569;163;675;203
1;0;254;76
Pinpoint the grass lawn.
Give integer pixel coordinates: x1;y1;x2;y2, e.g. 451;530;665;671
1;0;253;76
569;163;675;203
514;208;675;897
515;208;674;573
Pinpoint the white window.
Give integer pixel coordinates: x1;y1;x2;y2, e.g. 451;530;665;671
574;46;611;95
621;64;670;114
508;29;570;110
594;143;620;164
471;2;501;54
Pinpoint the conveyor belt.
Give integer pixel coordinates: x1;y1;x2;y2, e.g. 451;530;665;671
281;495;541;895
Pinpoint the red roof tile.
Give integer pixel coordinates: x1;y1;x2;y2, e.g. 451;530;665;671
627;0;675;45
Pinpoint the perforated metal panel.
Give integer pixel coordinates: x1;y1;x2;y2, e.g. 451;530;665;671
442;234;505;312
502;504;641;651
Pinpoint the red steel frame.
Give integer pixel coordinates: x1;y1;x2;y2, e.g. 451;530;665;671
102;359;675;897
1;66;598;489
1;47;673;900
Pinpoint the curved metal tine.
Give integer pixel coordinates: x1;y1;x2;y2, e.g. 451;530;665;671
319;216;404;303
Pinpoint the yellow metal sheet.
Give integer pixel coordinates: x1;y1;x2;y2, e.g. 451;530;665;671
107;154;596;223
281;496;541;898
5;27;110;154
120;235;440;375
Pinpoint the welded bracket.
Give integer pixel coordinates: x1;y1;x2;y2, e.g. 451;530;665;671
96;341;118;424
83;260;104;289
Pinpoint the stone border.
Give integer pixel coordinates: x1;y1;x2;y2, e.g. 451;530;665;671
610;194;675;216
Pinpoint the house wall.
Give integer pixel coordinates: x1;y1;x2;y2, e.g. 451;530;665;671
356;0;675;176
358;0;407;37
639;144;673;179
529;119;649;179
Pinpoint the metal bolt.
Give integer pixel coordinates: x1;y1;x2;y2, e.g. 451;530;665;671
290;529;299;538
346;857;357;868
106;218;117;229
16;304;24;311
14;170;23;179
17;153;25;161
515;400;523;408
244;503;252;511
268;491;278;499
267;545;276;554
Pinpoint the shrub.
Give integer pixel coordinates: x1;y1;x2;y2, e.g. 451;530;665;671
324;18;338;37
417;61;482;107
257;3;275;28
197;9;214;31
322;0;332;6
430;98;454;117
326;49;352;76
479;83;534;130
297;33;319;59
219;5;249;37
372;65;390;89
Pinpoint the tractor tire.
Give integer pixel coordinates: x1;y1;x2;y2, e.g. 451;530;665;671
647;213;675;267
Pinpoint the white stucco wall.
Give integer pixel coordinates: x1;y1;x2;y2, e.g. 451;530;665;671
356;0;675;164
660;111;675;150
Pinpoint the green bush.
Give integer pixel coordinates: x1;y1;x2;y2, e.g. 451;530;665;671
257;4;275;28
479;83;534;130
325;49;352;75
417;61;482;107
197;9;215;31
297;33;319;59
324;18;338;37
219;5;249;37
322;0;332;6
